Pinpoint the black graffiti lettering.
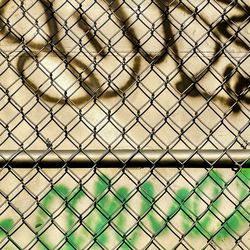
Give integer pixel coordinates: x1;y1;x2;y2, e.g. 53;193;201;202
222;66;241;113
0;0;141;105
222;66;250;112
76;11;106;57
213;4;250;112
0;0;249;111
164;3;204;97
0;0;21;44
13;0;101;105
173;0;250;112
75;5;142;99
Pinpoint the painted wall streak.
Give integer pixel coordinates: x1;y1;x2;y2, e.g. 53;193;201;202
0;168;249;249
0;0;249;150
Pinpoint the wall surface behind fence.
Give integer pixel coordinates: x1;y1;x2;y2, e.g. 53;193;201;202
1;168;250;249
1;0;250;150
0;0;250;249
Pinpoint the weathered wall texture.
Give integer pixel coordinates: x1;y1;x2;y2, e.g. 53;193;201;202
1;168;250;249
0;0;250;249
0;0;250;150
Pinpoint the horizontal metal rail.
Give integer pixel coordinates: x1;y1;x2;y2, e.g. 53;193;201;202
1;150;249;168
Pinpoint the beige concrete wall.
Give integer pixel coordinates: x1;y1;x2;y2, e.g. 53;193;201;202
0;168;249;249
0;0;249;150
0;1;250;249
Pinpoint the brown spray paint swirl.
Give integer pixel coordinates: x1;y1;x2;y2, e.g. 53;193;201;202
0;0;249;112
0;0;142;105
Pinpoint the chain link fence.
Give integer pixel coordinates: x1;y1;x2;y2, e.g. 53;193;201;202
0;0;250;249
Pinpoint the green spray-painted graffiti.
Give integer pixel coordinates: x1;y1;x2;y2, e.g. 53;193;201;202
0;169;249;249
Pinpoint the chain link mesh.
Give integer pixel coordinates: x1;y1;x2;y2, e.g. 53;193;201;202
0;0;249;249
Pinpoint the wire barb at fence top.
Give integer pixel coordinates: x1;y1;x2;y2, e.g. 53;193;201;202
0;0;250;249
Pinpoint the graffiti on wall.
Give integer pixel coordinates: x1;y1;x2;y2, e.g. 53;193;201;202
1;0;250;151
1;168;249;249
0;0;249;112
